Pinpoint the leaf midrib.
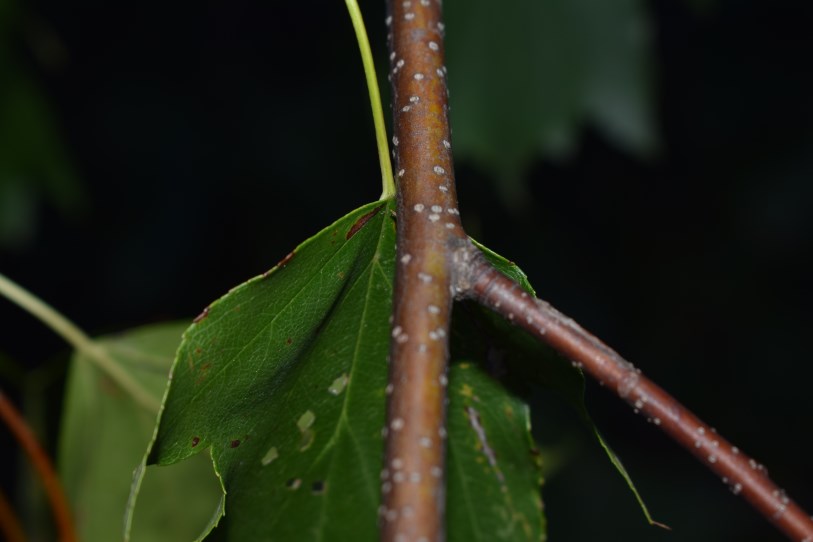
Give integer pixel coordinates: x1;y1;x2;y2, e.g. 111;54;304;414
311;231;392;541
261;203;392;539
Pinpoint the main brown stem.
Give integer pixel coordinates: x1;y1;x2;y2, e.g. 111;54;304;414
383;1;467;541
382;1;813;542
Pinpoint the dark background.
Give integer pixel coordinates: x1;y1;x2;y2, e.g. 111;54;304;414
1;0;811;540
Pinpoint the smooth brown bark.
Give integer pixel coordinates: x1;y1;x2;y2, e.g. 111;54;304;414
382;2;466;541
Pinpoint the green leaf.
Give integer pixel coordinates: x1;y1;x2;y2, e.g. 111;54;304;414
132;201;547;541
58;322;221;542
446;362;544;541
0;68;84;248
1;0;83;247
445;0;655;198
460;241;660;526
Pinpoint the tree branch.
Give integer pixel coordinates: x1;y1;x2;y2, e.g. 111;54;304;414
383;1;467;540
460;253;813;542
0;391;76;542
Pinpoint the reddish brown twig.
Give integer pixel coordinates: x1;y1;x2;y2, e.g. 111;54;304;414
0;392;76;542
0;487;27;542
460;254;813;542
383;1;468;540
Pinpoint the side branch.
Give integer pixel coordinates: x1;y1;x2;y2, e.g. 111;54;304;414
460;254;813;542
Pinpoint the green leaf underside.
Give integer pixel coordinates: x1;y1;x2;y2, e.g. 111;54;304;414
133;200;649;540
446;363;544;541
58;322;221;542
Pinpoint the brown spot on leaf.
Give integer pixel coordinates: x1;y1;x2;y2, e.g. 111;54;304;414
230;439;241;448
195;362;213;385
346;205;384;240
286;338;292;345
193;307;210;323
192;437;200;447
99;375;122;397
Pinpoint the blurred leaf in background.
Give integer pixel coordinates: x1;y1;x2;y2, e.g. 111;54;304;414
59;322;221;541
0;0;84;249
445;0;656;205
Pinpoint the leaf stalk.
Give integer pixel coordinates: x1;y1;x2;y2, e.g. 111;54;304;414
344;0;396;199
0;273;159;413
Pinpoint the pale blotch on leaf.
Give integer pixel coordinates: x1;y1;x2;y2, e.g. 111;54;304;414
296;410;316;452
297;410;316;431
261;446;279;466
328;374;349;396
297;410;316;451
300;430;315;451
459;384;474;398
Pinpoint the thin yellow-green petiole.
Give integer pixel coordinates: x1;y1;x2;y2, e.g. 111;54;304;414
344;0;396;200
0;272;160;413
